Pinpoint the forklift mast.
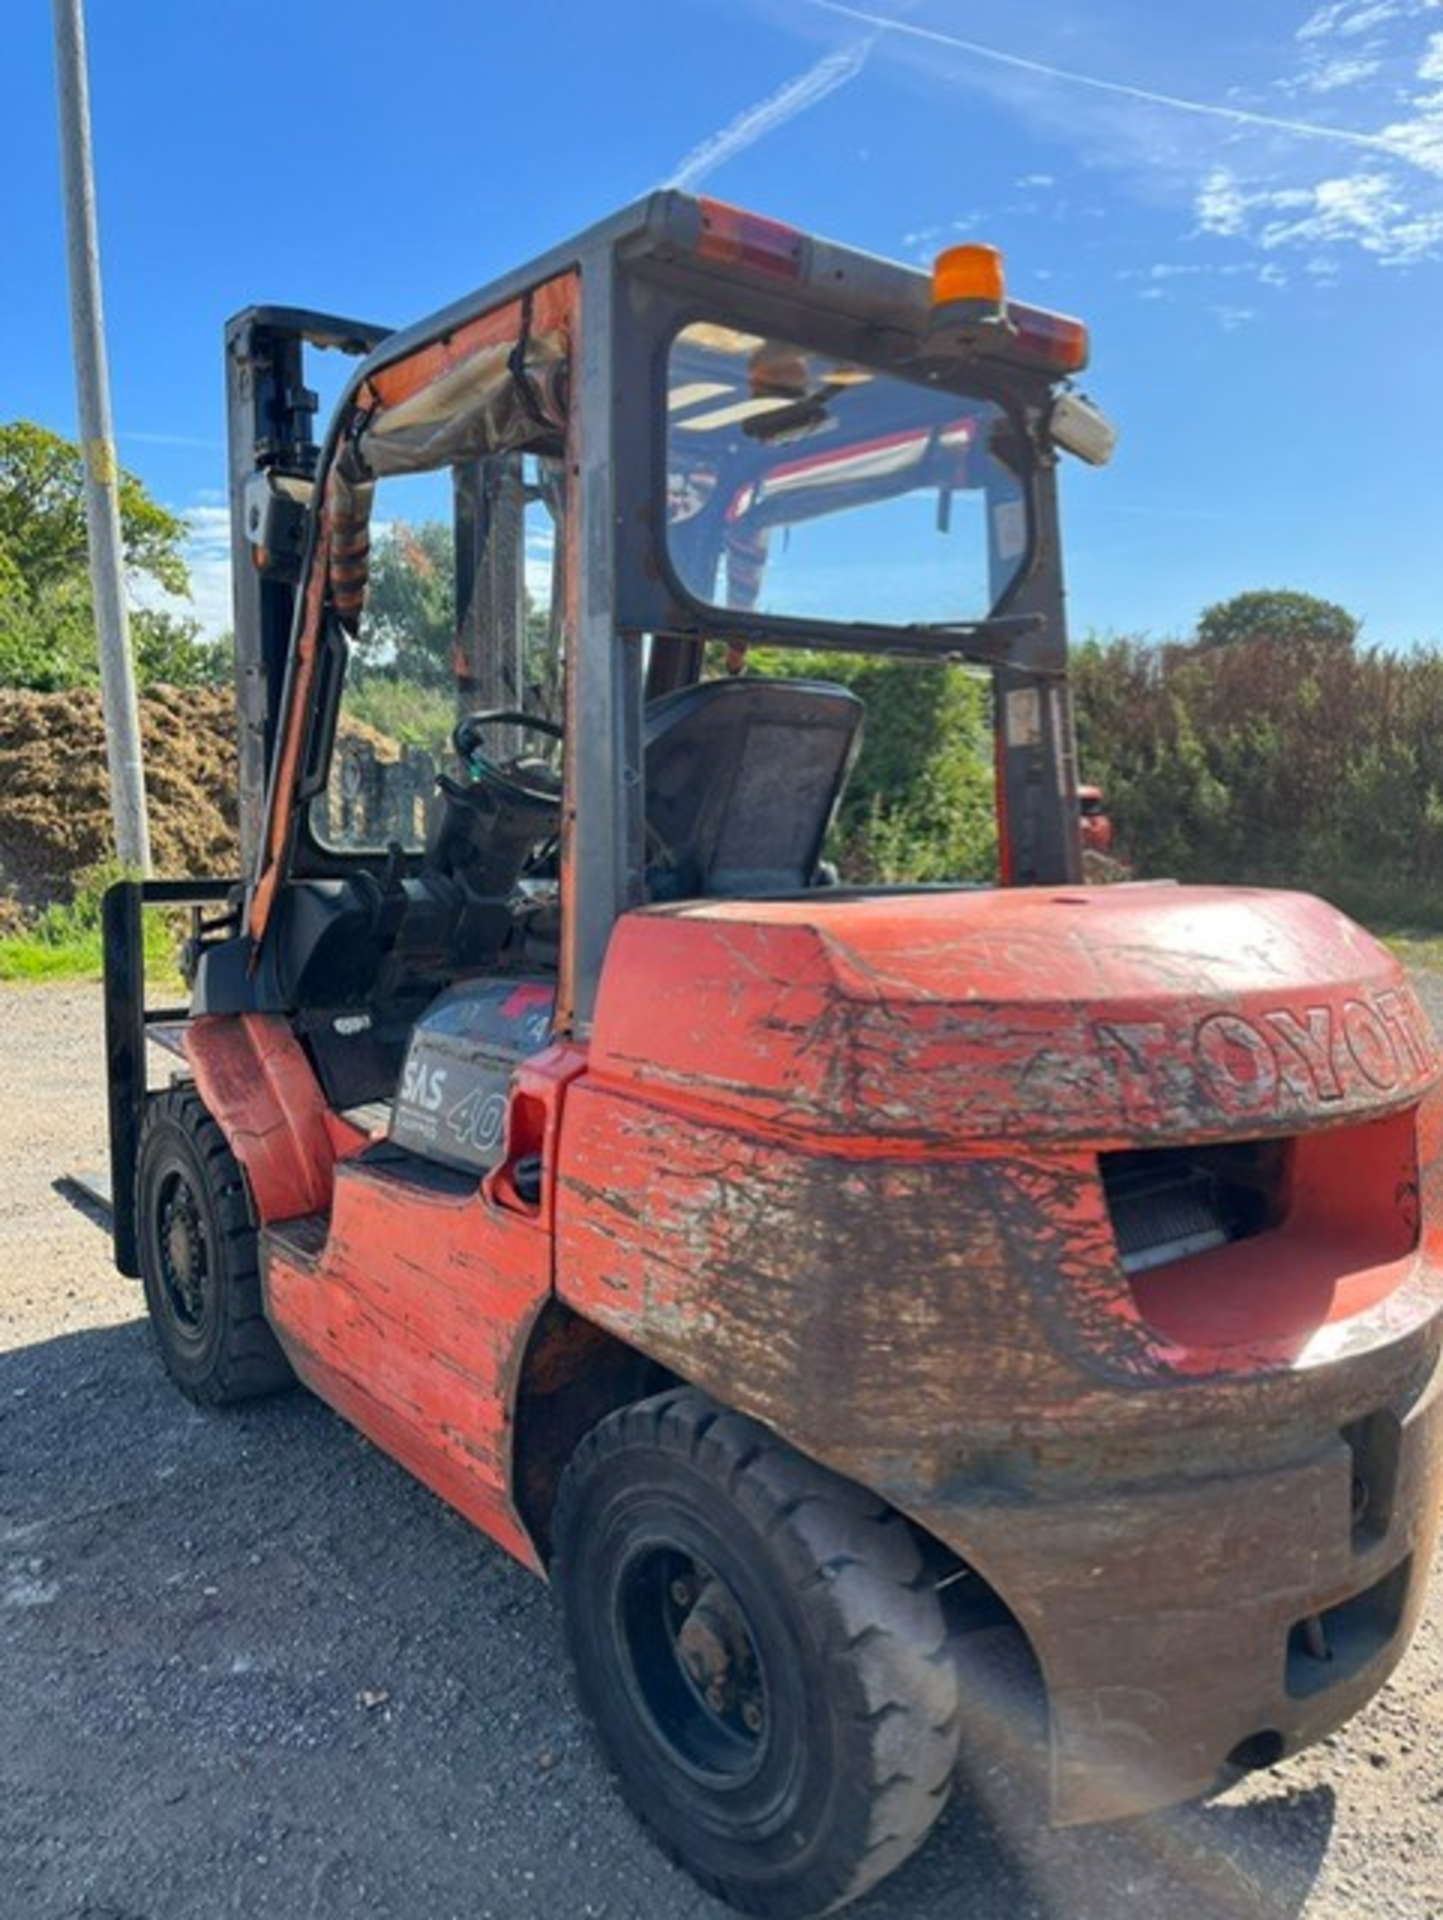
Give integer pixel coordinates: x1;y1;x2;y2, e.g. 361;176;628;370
224;307;390;871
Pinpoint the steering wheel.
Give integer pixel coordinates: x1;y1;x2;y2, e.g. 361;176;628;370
452;709;564;807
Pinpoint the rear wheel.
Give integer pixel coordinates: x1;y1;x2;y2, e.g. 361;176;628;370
552;1389;960;1918
136;1087;293;1406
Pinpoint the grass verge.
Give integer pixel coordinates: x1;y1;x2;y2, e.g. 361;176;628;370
1377;929;1443;975
0;869;183;986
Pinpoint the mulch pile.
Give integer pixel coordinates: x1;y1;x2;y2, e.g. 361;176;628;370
0;686;241;926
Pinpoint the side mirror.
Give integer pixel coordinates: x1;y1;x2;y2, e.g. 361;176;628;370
1048;392;1118;468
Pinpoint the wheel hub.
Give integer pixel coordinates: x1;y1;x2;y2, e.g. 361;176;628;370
621;1548;768;1778
674;1576;765;1733
158;1177;207;1327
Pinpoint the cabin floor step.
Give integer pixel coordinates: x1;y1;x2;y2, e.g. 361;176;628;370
346;1141;479;1198
264;1210;331;1267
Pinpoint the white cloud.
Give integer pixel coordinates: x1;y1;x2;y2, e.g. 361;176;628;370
1298;53;1384;90
1197;161;1443;261
524;522;555;606
180;505;233;637
1377;96;1443;174
1297;2;1404;41
116;460;232;658
1116;255;1292;300
134;504;232;639
1195;168;1248;237
1193;4;1443;266
1197;170;1316;236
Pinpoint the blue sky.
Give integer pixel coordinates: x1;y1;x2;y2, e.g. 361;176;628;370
3;0;1440;646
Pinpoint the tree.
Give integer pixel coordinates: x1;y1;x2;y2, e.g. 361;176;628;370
1195;588;1359;653
0;419;209;691
830;657;996;882
356;519;456;690
736;646;996;884
132;610;230;688
0;570;94;692
0;420;189;596
354;515;554;704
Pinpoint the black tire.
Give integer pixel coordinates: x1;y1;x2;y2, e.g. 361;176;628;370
552;1389;960;1918
135;1086;294;1406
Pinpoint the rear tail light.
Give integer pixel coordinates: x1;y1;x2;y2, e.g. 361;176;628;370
1006;301;1090;374
694;201;806;281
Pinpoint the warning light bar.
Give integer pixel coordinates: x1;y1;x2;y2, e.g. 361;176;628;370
676;203;1088;375
694;200;806;282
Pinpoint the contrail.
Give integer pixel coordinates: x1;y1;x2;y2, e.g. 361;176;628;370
812;1;1404;159
668;39;871;190
120;431;225;450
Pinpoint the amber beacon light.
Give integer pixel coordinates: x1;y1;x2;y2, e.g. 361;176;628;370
931;243;1006;320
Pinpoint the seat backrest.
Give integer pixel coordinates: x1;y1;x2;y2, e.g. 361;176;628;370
643;677;864;900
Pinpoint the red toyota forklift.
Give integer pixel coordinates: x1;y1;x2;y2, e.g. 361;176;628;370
104;195;1443;1917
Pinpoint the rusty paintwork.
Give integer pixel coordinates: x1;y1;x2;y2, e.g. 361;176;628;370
261;1154;549;1571
250;1042;589;1575
553;882;1443;1820
572;884;1434;1147
184;1013;370;1220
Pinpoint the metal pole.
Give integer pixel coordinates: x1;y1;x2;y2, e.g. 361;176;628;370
52;0;150;873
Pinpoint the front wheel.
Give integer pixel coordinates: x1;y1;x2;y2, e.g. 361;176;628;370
552;1389;960;1918
136;1087;294;1406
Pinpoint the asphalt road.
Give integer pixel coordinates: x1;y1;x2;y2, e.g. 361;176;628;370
3;983;1442;1920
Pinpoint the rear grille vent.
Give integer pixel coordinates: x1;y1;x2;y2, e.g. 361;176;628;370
1101;1141;1286;1276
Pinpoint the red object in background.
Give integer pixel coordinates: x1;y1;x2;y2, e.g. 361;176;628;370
1079;781;1113;854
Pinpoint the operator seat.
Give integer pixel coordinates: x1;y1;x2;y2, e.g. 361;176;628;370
643;677;864;901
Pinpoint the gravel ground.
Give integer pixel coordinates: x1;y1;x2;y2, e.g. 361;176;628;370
3;981;1442;1920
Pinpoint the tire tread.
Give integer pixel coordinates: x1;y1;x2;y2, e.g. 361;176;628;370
554;1387;961;1917
137;1086;293;1407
